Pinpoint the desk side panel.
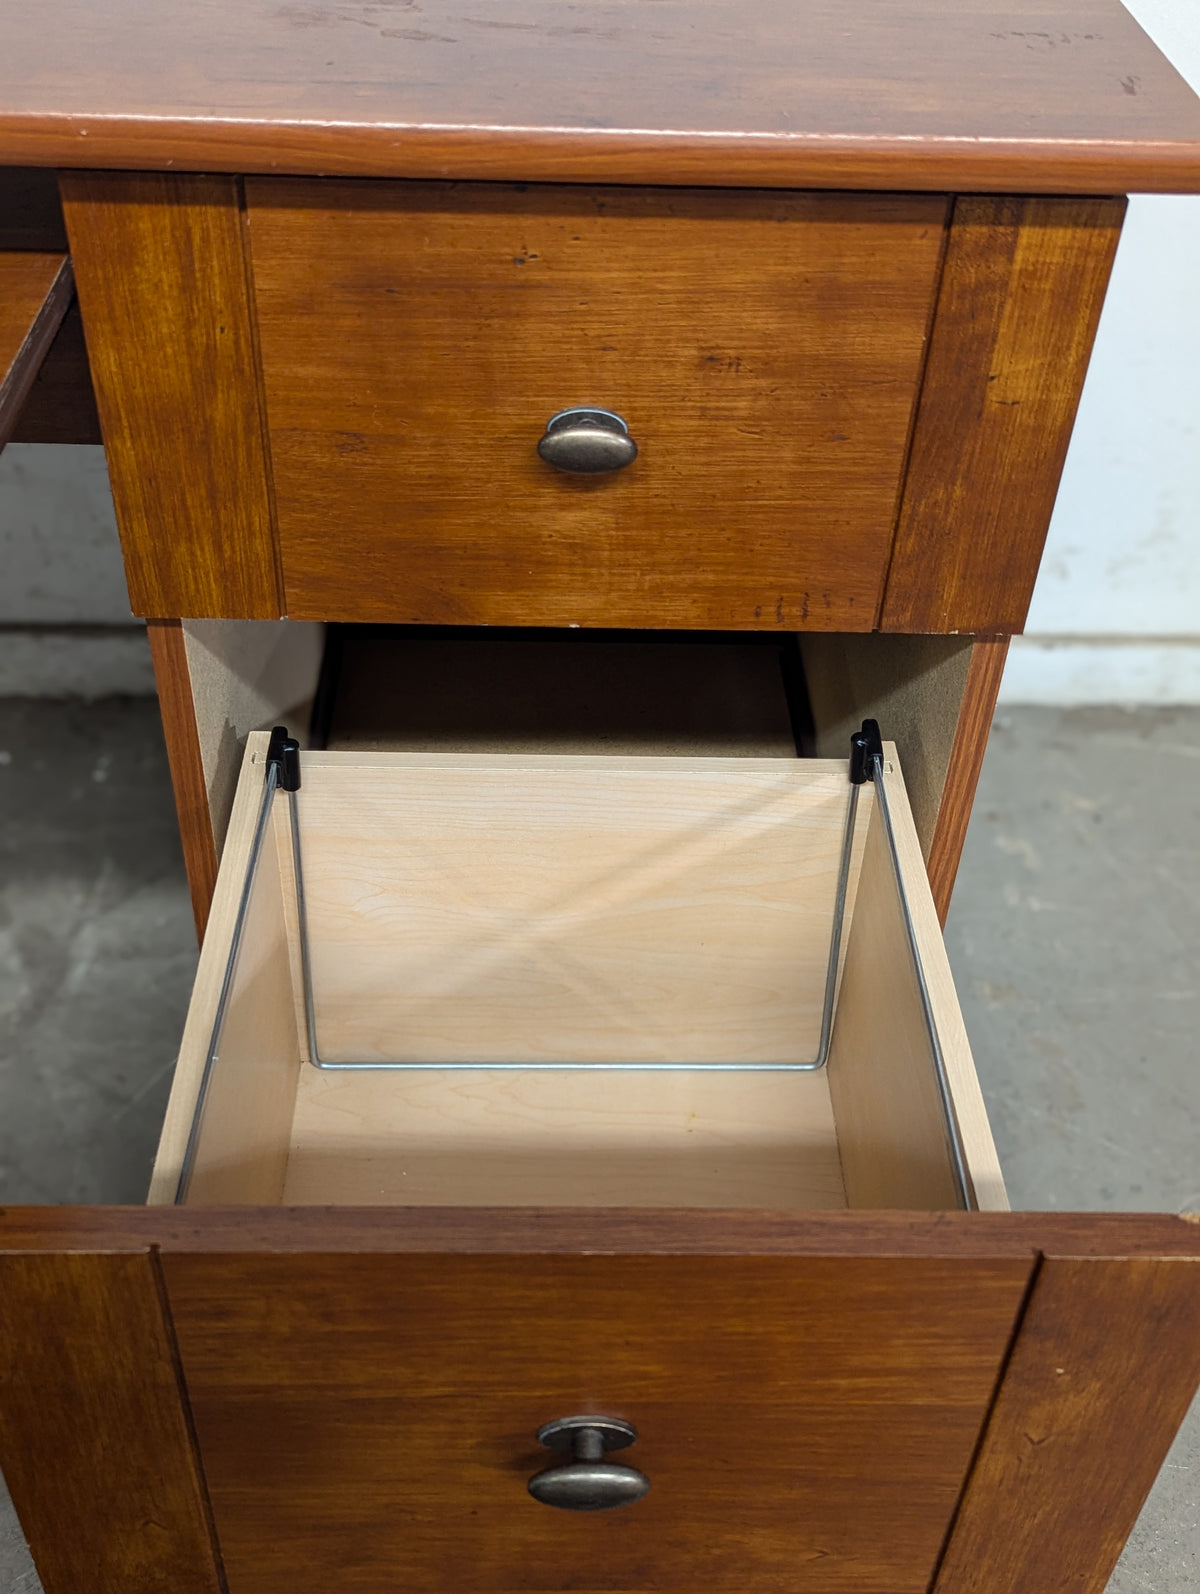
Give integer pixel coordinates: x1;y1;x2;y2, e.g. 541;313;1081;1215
60;171;281;619
935;1253;1200;1594
0;1250;226;1594
882;195;1125;635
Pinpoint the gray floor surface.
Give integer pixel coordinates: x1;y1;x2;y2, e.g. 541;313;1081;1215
0;698;1196;1589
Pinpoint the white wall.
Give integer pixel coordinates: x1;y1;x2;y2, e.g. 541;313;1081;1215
1002;0;1200;703
0;444;128;624
0;443;154;695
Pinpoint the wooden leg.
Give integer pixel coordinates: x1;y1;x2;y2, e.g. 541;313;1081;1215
0;1251;227;1594
934;1254;1200;1594
927;636;1009;924
147;618;218;940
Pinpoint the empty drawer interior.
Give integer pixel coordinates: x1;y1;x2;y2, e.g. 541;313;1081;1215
151;732;1005;1214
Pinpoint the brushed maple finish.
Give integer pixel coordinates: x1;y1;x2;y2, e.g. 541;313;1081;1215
0;251;73;449
934;1255;1200;1594
882;196;1125;634
163;1250;1031;1594
2;3;1200;191
148;735;1003;1212
0;1251;225;1594
826;769;1006;1211
247;180;946;629
59;172;282;618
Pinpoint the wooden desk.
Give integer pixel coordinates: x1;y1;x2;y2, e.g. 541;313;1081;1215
1;6;1199;1593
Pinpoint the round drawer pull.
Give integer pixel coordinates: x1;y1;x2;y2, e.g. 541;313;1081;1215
527;1416;650;1511
537;408;638;474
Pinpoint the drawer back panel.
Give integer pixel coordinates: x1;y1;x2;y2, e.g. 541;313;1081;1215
245;181;948;630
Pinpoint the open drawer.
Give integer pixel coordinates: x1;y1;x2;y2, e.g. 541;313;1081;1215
150;726;1006;1213
5;716;1199;1594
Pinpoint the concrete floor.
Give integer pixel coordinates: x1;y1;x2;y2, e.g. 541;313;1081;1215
0;699;1196;1589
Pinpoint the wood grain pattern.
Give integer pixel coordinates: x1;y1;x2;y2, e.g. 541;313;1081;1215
149;731;301;1205
827;753;1007;1212
2;3;1200;191
0;251;73;450
0;1250;225;1594
882;196;1125;634
3;1205;1200;1258
247;180;945;629
164;1249;1031;1594
927;638;1010;922
10;297;102;443
935;1255;1200;1594
277;751;866;1066
282;1068;847;1208
60;172;281;618
155;737;862;1208
157;737;999;1212
147;618;219;939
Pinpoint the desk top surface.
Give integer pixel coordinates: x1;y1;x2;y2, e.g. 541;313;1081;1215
2;0;1200;190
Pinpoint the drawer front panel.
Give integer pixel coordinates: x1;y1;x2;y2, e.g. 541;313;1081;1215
165;1251;1029;1594
246;182;948;630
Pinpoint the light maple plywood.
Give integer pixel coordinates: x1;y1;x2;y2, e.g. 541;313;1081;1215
283;1068;846;1207
827;752;1007;1212
149;734;301;1205
283;754;865;1067
160;740;994;1213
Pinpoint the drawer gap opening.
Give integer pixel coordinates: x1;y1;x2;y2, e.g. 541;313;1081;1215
310;624;815;759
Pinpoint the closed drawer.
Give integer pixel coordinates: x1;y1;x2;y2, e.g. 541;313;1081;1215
245;181;948;629
147;713;1015;1594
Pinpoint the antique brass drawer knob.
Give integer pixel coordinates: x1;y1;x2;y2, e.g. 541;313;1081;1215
527;1416;650;1510
537;407;638;473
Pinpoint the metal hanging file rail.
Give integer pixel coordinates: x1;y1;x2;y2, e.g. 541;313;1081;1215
176;721;973;1207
